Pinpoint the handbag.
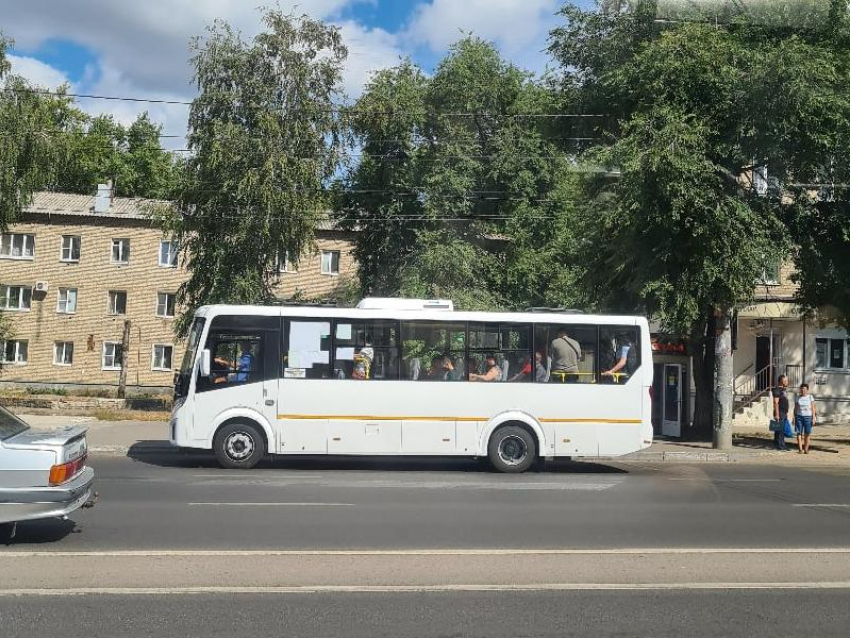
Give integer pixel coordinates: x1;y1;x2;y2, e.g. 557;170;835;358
783;418;794;438
768;419;780;432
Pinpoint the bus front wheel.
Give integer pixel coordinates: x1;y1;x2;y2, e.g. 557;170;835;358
487;425;537;473
214;421;266;469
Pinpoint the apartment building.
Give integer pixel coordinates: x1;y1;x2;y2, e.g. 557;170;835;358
0;189;357;392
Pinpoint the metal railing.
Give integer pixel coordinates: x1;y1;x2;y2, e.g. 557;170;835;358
734;363;775;411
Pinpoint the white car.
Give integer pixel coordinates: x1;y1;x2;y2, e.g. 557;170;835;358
0;406;95;531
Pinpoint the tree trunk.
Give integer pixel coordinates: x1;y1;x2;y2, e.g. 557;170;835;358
690;312;716;440
117;319;131;399
713;307;734;450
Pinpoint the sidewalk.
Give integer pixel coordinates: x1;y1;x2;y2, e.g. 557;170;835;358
17;414;850;463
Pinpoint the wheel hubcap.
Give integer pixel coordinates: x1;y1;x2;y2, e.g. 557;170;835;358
225;431;255;461
498;435;528;466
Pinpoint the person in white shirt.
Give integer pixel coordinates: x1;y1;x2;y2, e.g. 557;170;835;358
794;383;817;454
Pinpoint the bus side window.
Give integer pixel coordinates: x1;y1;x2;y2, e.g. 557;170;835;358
599;326;640;384
401;322;465;381
333;319;400;380
539;324;597;384
284;320;331;379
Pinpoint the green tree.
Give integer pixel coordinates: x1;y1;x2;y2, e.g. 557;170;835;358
549;1;850;442
341;38;582;310
166;10;349;334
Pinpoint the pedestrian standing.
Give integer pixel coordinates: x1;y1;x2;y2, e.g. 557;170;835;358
772;374;790;451
794;383;817;454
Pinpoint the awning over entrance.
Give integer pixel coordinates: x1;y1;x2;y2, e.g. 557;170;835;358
738;302;800;320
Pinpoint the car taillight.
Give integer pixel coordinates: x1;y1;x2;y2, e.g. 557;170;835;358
649;386;654;402
49;454;86;485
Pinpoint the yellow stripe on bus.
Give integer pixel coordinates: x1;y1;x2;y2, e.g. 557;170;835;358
277;415;642;424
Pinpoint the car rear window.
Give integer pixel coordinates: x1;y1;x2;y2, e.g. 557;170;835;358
0;406;29;440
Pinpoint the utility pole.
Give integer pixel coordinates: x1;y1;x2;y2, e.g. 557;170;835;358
713;307;734;449
117;319;131;399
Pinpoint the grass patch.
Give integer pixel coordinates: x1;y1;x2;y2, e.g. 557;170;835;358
91;408;171;422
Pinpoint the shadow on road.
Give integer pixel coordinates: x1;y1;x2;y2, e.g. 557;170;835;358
126;442;628;475
0;518;78;546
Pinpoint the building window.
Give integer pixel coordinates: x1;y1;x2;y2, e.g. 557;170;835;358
753;162;768;196
0;233;35;259
159;239;178;267
108;290;127;315
60;235;82;262
321;250;340;275
152;344;174;371
816;336;850;371
102;342;123;370
1;285;32;311
156;292;176;318
277;250;296;273
760;259;781;286
53;341;74;366
0;340;28;364
112;238;130;264
56;288;78;314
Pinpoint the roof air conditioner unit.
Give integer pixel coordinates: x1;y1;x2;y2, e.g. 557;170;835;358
35;281;49;293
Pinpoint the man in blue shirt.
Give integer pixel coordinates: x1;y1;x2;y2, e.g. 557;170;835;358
233;341;254;383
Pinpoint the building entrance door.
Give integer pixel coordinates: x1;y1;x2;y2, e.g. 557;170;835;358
662;363;683;437
756;334;782;391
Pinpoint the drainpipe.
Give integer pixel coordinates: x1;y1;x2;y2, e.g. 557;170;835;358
769;319;774;385
802;320;807;384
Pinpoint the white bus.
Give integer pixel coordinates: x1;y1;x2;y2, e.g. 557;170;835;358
170;299;653;472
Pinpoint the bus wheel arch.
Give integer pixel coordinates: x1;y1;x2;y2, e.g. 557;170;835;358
484;418;543;474
213;417;268;469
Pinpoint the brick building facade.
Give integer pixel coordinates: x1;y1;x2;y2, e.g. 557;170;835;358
0;191;357;392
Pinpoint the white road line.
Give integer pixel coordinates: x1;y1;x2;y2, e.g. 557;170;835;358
187;502;355;507
3;548;850;558
191;474;325;479
1;582;850;596
793;504;850;508
669;479;783;482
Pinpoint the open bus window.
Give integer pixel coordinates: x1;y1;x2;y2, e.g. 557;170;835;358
536;324;597;384
599;326;640;384
196;332;263;391
333;320;400;380
469;323;532;382
401;322;466;381
284;320;331;379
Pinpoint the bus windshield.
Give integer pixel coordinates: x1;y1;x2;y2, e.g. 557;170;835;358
175;317;205;398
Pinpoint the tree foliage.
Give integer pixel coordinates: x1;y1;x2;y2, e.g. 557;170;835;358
340;38;582;310
167;10;349;334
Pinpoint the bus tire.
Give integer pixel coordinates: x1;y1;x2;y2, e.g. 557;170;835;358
213;421;266;469
487;425;537;474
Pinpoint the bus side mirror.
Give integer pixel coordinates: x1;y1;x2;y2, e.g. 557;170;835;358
200;349;211;377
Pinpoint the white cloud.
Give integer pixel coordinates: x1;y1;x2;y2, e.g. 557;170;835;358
337;21;406;99
406;0;559;60
7;55;73;90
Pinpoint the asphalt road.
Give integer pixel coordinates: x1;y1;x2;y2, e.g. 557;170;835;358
2;452;850;637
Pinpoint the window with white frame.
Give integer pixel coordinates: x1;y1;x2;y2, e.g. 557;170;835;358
760;259;781;285
151;344;173;371
277;250;296;273
753;162;768;196
111;238;130;264
0;233;35;259
321;250;340;275
108;290;127;315
56;288;78;314
0;340;28;364
53;341;74;366
156;292;176;318
1;285;32;311
102;342;123;370
815;335;850;371
60;235;81;262
159;239;178;267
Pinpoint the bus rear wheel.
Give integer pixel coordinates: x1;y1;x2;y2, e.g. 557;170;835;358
488;425;536;473
214;421;266;469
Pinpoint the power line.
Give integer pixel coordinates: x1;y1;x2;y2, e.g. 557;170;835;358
4;86;609;119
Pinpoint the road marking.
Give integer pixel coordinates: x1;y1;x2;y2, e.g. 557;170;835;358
4;548;850;558
669;479;783;482
793;504;850;508
188;502;355;507
191;474;326;479
1;582;850;596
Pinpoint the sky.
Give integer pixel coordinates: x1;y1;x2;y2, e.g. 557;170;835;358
1;0;593;147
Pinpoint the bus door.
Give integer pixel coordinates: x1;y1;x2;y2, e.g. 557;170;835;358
194;315;280;444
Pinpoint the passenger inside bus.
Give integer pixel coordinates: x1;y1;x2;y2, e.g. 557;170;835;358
509;351;545;383
470;355;501;382
212;339;255;384
550;327;582;383
601;331;633;382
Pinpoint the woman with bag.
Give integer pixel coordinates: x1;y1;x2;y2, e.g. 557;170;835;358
794;383;817;454
771;375;790;451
